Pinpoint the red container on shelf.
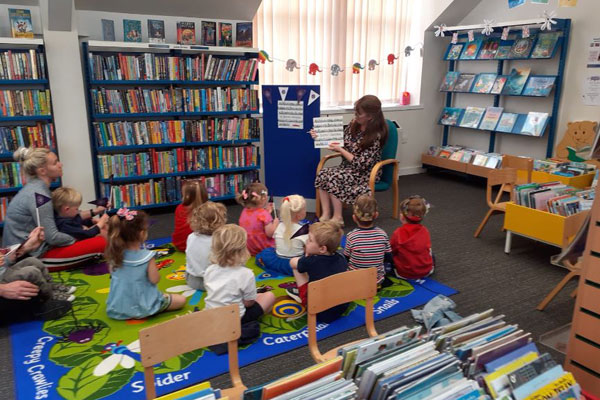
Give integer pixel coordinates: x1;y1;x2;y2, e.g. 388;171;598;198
402;91;410;105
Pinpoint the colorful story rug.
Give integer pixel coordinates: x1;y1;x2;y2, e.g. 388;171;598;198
9;238;457;400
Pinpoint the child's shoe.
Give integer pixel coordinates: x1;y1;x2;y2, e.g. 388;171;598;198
285;285;302;303
52;291;75;302
52;283;76;295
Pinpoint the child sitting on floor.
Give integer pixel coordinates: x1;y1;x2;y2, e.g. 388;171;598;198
256;195;308;276
105;208;186;320
390;196;434;280
287;221;348;323
172;180;208;251
344;194;392;286
185;201;227;290
237;182;279;256
52;187;109;240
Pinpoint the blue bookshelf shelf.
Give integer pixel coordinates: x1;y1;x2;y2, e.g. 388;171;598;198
0;181;60;194
90;79;258;86
184;110;259;117
92;110;258;119
440;90;553;98
99;165;259;183
97;139;259;152
0;79;48;85
110;194;237;212
0;115;52;122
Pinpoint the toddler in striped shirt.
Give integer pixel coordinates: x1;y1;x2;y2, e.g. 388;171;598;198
344;194;391;285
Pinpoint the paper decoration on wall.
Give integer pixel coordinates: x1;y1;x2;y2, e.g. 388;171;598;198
330;64;344;76
285;59;300;71
368;59;379;70
307;90;320;106
258;50;272;63
434;24;447;37
387;53;398;64
296;87;307;101
352;63;364;74
501;27;510;40
263;87;272;104
522;26;530;38
451;32;458;44
278;87;289;101
559;0;577;6
308;63;322;75
540;10;557;30
508;0;525;8
482;20;494;36
467;30;474;42
404;46;414;57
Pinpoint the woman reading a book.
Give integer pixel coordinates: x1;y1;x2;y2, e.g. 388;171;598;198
2;147;107;270
312;95;388;226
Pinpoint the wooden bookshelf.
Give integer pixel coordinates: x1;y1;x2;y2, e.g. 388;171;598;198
421;154;495;177
565;184;600;395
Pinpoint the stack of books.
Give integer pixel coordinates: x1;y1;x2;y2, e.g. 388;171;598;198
181;87;259;113
0;123;55;153
514;182;594;215
533;159;596;177
185;145;258;171
91;88;181;114
428;146;503;169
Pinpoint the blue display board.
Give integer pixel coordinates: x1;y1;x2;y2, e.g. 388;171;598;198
262;85;321;199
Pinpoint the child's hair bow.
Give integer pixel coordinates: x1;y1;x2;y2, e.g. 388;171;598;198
117;207;137;221
242;190;248;200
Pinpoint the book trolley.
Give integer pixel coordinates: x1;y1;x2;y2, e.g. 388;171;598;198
422;18;571;175
0;38;58;228
82;41;261;210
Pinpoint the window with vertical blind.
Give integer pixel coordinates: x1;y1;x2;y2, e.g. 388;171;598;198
253;0;420;108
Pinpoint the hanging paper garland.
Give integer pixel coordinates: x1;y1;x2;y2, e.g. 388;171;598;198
367;59;379;70
258;50;273;63
308;63;322;75
522;26;530;38
285;58;300;71
501;27;510;40
262;88;272;104
451;32;458;44
330;64;344;76
404;46;414;57
434;24;447;37
467;30;474;42
540;10;557;31
352;63;364;74
481;19;494;36
387;53;398;64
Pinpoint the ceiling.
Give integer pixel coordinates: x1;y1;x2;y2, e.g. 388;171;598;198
74;0;262;21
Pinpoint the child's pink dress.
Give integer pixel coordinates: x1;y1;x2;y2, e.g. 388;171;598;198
239;207;275;256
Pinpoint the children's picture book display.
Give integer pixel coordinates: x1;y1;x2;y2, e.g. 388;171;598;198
496;113;519;133
508;37;535;59
123;19;142;42
521;76;556;97
147;19;165;43
236;22;253;47
444;43;464;60
219;22;233;47
490;76;508;94
101;19;115;41
478;38;500;59
439;108;463;126
177;21;196;45
520;112;549;137
453;73;476;92
459;107;485;129
201;21;217;46
439;71;460;91
460;39;482;60
312;116;344;148
479;107;504;131
531;32;561;58
503;68;531;95
495;41;514;59
9;8;33;39
472;73;497;94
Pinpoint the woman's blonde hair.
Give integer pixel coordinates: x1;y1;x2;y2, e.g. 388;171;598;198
189;201;227;235
235;182;268;208
353;194;378;225
105;210;149;268
210;224;250;267
182;180;208;215
280;195;306;245
13;147;51;178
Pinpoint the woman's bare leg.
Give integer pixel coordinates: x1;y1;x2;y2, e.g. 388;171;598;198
318;188;331;220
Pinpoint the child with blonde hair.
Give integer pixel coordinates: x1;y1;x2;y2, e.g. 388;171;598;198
256;194;308;276
52;187;109;240
236;182;279;256
204;224;275;325
105;209;186;320
172;180;208;251
391;196;434;279
185;201;227;290
344;194;391;285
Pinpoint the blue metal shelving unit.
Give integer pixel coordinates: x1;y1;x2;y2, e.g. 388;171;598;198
82;42;261;210
439;19;570;160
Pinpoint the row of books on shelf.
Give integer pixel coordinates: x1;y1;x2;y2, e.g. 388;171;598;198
0;123;55;153
515;181;595;216
100;171;255;208
240;309;579;400
0;89;52;117
0;162;24;188
443;31;561;61
428;145;503;169
96;145;258;179
0;50;46;80
439;106;549;137
0;196;10;222
93;117;259;147
91;87;259;114
534;159;596;176
440;69;554;97
88;52;259;82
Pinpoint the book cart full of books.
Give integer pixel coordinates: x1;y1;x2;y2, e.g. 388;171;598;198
0;38;59;228
82;41;261;210
422;18;571;176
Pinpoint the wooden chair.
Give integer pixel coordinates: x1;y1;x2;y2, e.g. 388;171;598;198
502;154;533;191
474;168;517;238
139;304;246;400
315;119;399;218
307;268;378;363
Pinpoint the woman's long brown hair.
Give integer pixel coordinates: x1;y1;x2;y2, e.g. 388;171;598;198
349;95;388;150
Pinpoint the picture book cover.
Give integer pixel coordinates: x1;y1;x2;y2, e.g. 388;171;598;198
478;38;501;59
236;22;253;47
460;39;483;60
459;107;486;129
219;22;233;47
9;8;33;39
201;21;217;46
521;112;549;136
123;19;142;42
472;73;497;94
440;71;461;91
177;21;196;45
496;113;519;133
101;19;115;41
147;19;165;43
522;76;556;96
495;45;513;59
502;68;531;95
490;76;509;94
439;107;464;126
531;32;561;58
445;43;464;60
454;73;476;92
479;107;504;131
508;37;535;59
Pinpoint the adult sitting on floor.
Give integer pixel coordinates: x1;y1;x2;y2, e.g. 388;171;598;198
2;147;107;271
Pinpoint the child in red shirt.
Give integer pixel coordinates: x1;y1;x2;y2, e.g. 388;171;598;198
390;196;434;279
171;180;208;251
237;182;279;256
